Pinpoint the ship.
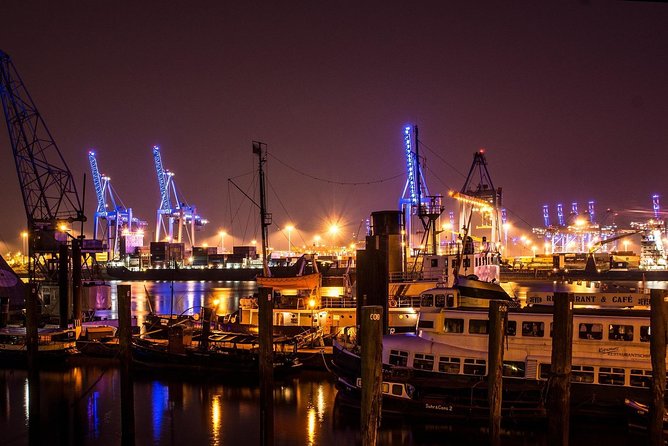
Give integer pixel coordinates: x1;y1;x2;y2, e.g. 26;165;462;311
331;278;667;422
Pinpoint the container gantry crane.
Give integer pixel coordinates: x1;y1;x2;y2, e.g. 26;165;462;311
0;49;86;357
153;145;207;249
398;125;443;256
89;150;146;260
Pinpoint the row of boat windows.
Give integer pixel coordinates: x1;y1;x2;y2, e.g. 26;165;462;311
389;349;659;387
419;318;651;342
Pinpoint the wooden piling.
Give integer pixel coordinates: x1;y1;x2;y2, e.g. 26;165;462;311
71;238;82;324
117;284;132;365
201;307;213;351
487;300;507;446
26;281;39;370
548;292;573;446
117;284;135;445
258;286;274;446
361;305;383;446
58;243;69;329
649;289;666;446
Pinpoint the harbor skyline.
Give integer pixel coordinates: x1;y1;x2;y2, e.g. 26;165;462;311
0;2;667;253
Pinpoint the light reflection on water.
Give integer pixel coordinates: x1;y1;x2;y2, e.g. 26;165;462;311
104;280;257;326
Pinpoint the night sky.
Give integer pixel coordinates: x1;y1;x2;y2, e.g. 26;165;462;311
1;1;667;253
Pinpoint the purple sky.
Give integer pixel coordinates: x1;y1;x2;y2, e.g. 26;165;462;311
1;1;667;252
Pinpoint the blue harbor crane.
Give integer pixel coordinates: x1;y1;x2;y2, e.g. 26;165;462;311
0;49;87;355
398;125;443;256
153;146;207;249
88;151;146;260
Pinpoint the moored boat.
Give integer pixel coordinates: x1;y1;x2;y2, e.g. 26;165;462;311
0;326;78;365
331;277;668;422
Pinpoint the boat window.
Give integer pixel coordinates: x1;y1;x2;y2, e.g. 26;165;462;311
521;321;544;337
608;324;633;342
420;294;434;307
505;321;516;336
430;258;439;268
469;319;489;335
382;383;390;393
539;363;551;380
443;318;464;333
630;369;652;388
578;323;603;340
389;349;409;367
640;326;651;342
418;320;434;329
444;259;448;268
463;258;471;269
571;365;595;383
413;353;435;371
438;356;460;374
391;384;404;396
463;358;486;376
503;361;525;378
446;294;455;307
435;294;446;307
599;367;625;386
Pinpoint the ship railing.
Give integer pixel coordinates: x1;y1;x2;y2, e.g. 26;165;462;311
321;296;357;309
389;271;424;282
393;296;422;308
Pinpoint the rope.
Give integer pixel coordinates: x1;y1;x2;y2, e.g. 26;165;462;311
268;152;404;185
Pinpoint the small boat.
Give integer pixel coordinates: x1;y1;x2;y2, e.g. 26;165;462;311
131;326;302;377
0;326;78;365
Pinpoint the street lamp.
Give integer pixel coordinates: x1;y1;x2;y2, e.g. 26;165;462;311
20;231;28;265
218;230;227;253
285;224;294;256
328;224;340;254
623;240;629;253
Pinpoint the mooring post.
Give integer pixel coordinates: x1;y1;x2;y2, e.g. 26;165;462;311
26;281;39;370
488;300;507;446
548;292;573;446
361;305;383;446
117;283;135;445
649;289;666;446
71;237;82;324
58;243;69;329
201;307;213;351
117;284;133;365
258;286;274;446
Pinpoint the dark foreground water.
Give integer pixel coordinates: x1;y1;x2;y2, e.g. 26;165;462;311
0;366;649;446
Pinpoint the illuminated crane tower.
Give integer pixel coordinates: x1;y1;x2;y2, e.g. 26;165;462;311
88;151;146;260
153;146;207;248
398;125;444;255
453;150;501;250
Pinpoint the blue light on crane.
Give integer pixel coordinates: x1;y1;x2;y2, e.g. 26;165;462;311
557;203;565;226
653;194;660;219
404;126;418;206
543;205;550;227
588;200;595;223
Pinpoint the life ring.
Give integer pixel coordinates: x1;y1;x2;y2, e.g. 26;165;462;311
389;299;398;308
230;314;238;324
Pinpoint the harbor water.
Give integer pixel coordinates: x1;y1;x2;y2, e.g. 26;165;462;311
0;280;657;445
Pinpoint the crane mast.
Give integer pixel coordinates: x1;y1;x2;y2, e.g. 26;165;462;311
0;49;86;360
153;145;207;251
89;150;144;260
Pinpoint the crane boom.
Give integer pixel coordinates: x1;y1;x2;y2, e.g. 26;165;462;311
0;50;84;227
88;151;106;215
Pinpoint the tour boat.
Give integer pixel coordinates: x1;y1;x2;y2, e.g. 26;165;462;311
331;278;667;422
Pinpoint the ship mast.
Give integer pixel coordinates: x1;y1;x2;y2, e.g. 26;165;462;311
253;141;271;277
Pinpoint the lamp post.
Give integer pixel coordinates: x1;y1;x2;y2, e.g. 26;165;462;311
20;231;28;265
218;230;226;254
285;225;294;257
623;240;629;253
328;224;340;255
